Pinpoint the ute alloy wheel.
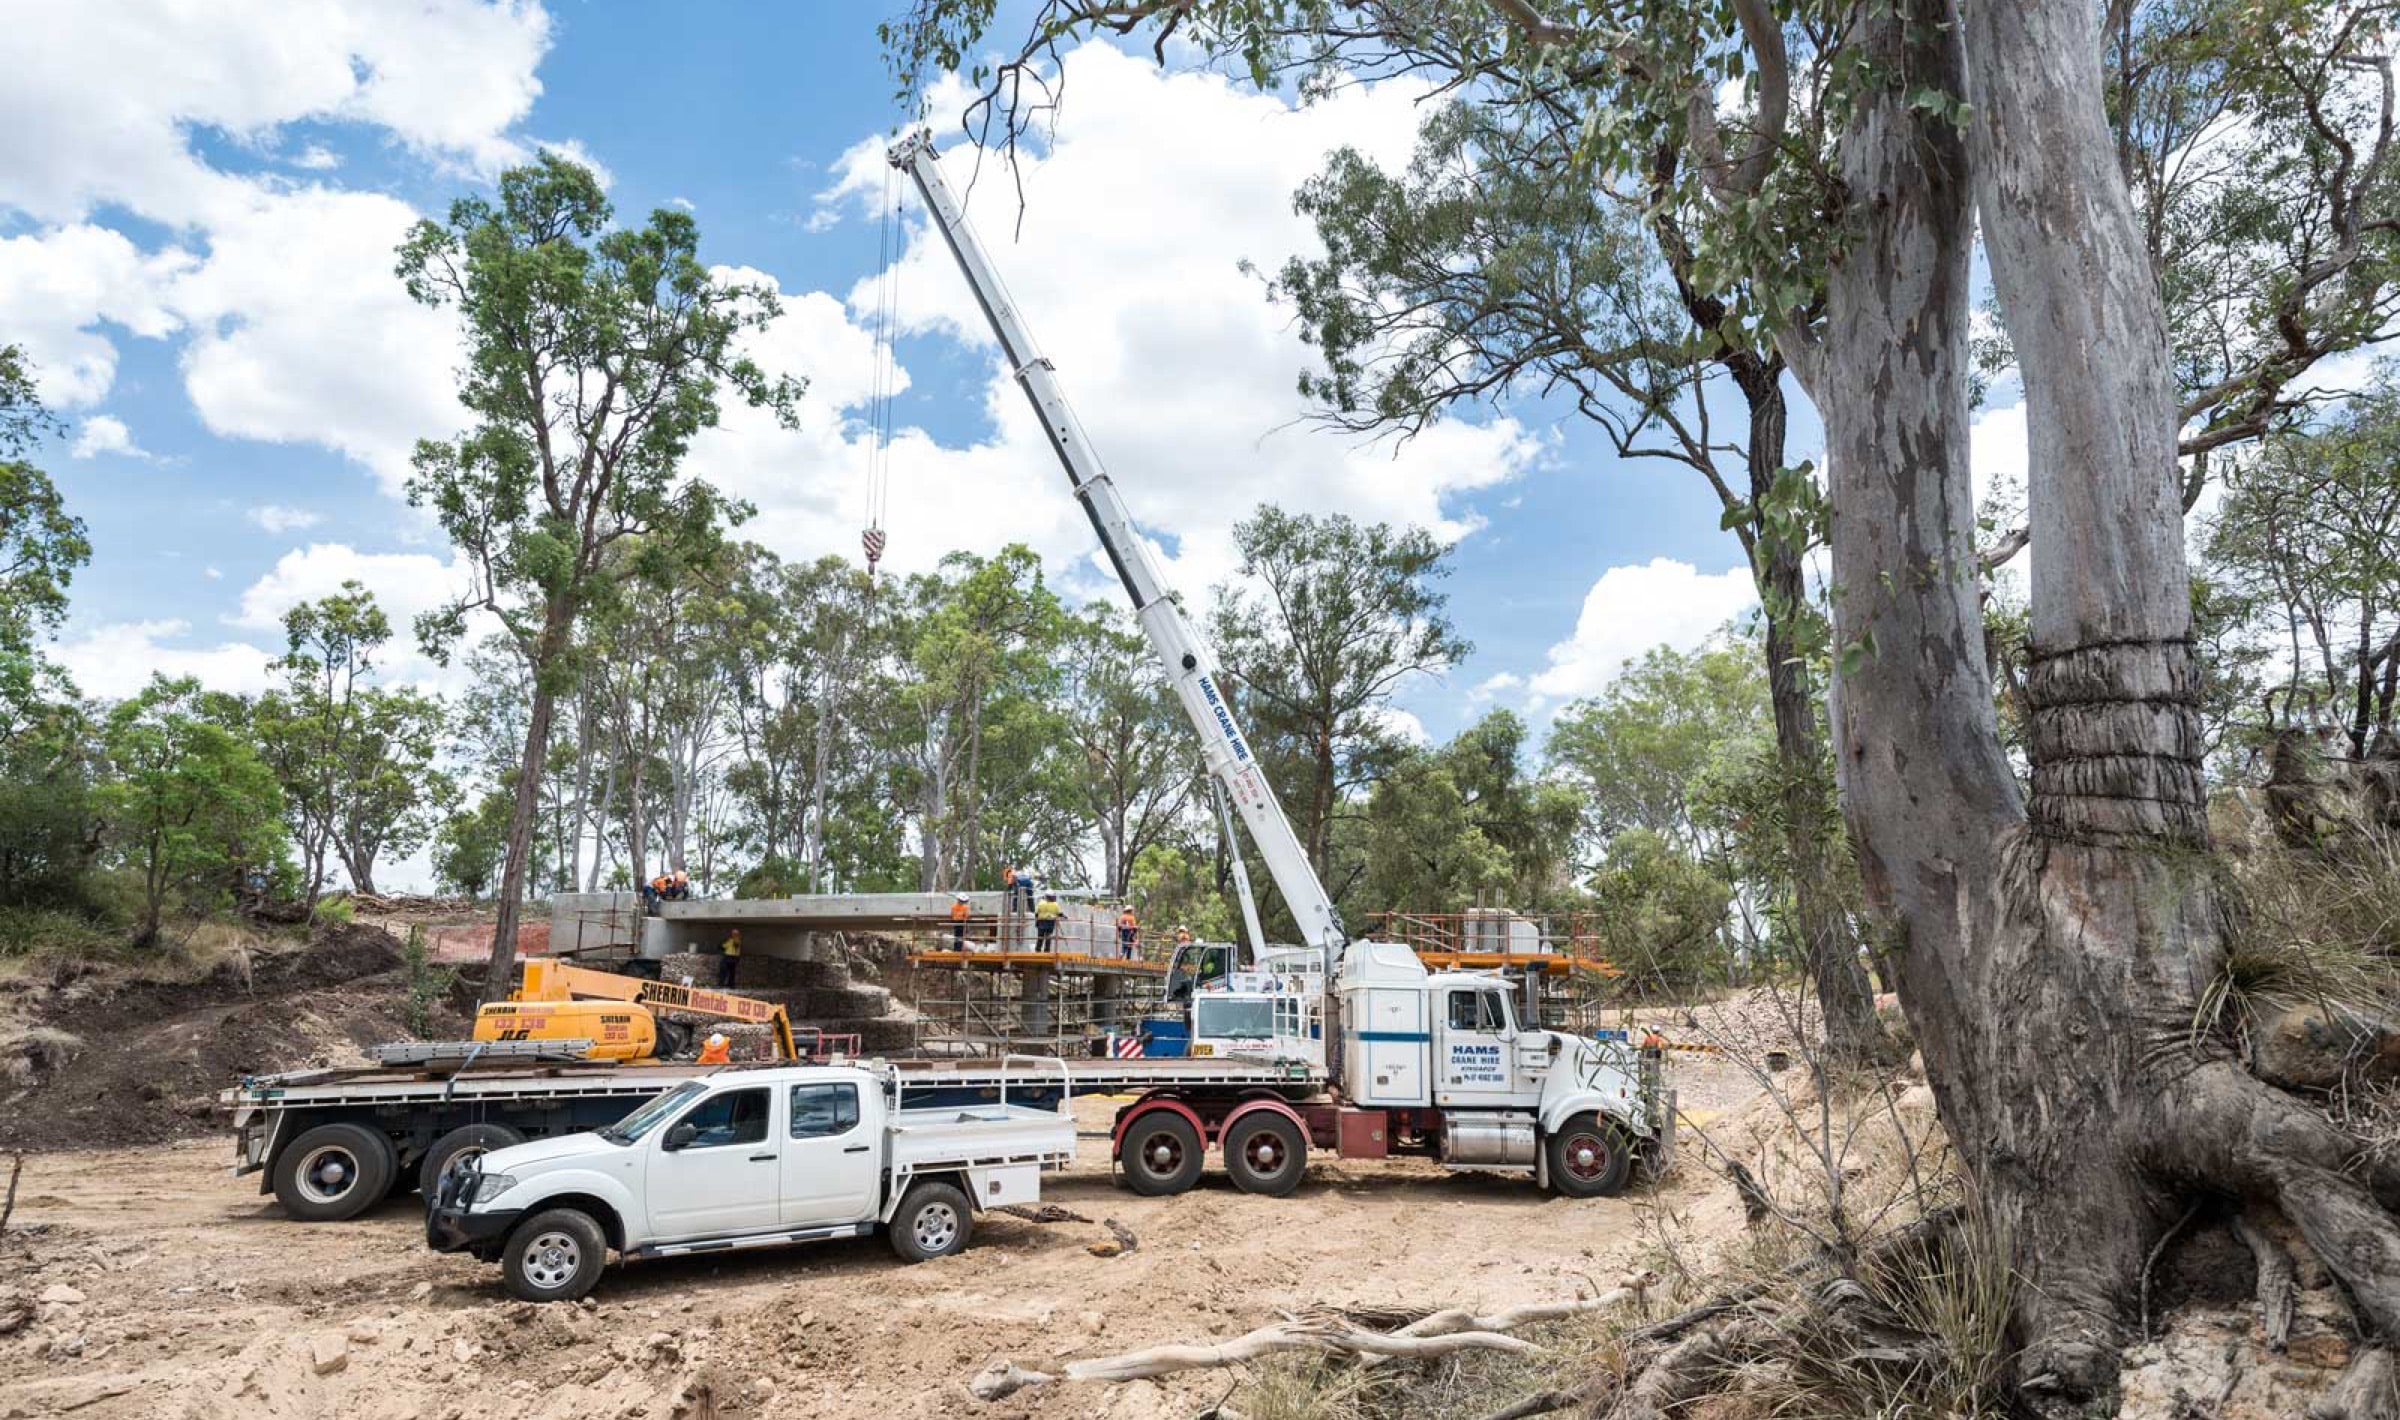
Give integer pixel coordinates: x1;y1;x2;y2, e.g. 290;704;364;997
501;1208;608;1301
888;1180;975;1262
1546;1113;1633;1199
1222;1112;1306;1197
1120;1110;1204;1196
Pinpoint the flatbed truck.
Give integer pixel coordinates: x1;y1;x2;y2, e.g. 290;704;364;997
226;944;1668;1220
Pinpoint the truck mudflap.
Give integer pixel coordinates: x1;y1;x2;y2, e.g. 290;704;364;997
229;1106;286;1184
1642;1087;1680;1181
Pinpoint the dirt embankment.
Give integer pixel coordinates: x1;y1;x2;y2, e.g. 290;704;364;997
0;926;439;1151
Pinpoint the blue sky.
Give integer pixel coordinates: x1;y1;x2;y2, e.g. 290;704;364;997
0;0;1904;749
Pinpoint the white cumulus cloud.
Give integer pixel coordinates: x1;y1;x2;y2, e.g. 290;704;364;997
51;620;276;700
70;414;150;460
247;504;323;534
1526;559;1759;703
701;44;1534;613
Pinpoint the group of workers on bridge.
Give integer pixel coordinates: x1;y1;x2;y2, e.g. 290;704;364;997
939;867;1199;962
638;869;692;916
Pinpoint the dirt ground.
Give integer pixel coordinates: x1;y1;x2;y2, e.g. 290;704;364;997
0;1062;1760;1420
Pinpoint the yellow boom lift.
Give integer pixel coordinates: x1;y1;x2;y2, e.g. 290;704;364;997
472;959;800;1063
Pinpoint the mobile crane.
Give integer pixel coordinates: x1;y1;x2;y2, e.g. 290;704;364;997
890;130;1345;980
888;133;1673;1198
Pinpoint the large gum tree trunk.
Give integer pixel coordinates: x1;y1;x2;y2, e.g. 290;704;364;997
1809;0;2400;1407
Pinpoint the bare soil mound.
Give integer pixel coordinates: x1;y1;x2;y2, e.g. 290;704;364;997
0;925;428;1151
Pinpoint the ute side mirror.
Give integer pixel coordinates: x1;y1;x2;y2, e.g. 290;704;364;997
663;1122;698;1152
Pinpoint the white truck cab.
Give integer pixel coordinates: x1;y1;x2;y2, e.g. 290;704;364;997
426;1059;1074;1300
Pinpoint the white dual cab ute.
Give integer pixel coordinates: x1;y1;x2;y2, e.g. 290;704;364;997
426;1058;1073;1300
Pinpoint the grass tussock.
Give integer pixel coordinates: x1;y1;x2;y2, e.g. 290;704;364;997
2200;830;2400;1043
1754;1203;2016;1420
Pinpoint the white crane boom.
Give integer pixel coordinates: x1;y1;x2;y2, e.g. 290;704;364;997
889;132;1348;961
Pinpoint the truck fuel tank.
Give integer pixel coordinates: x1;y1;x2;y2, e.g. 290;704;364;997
1440;1113;1537;1167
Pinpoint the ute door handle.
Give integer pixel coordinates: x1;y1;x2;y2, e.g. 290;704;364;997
842;1144;871;1154
748;1153;775;1162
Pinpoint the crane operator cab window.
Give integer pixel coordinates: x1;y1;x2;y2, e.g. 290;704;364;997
789;1083;861;1138
1166;943;1234;1004
671;1087;769;1150
1447;988;1512;1035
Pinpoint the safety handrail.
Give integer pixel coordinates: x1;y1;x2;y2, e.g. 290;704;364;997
996;1052;1075;1115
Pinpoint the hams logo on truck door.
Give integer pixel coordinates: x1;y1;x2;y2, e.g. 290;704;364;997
1449;1041;1507;1085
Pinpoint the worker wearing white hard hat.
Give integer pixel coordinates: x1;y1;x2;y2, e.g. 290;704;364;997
696;1033;731;1065
949;892;971;951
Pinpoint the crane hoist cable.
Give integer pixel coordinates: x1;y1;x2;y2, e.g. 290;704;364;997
860;156;902;588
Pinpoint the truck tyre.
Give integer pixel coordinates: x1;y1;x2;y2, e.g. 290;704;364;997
1119;1110;1205;1196
887;1180;974;1263
1222;1112;1306;1197
419;1123;526;1195
501;1208;609;1302
272;1122;396;1222
1546;1114;1633;1199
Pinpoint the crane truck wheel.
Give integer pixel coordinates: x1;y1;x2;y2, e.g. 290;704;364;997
1545;1114;1633;1199
272;1122;397;1222
888;1180;974;1262
1222;1112;1306;1197
501;1207;608;1301
1119;1111;1205;1196
419;1123;527;1195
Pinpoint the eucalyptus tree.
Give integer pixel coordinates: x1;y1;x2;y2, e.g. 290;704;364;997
2208;374;2400;757
1054;605;1196;896
887;1;2400;1406
253;583;448;905
1208;506;1468;887
398;153;801;997
1270;99;1890;1059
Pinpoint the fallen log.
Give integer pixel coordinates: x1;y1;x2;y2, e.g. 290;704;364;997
965;1291;1640;1401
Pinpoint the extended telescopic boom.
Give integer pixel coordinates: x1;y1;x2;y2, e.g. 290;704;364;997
889;132;1348;964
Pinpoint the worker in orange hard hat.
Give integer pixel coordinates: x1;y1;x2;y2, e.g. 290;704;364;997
696;1033;732;1065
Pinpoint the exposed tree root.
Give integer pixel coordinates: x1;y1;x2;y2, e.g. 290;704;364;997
2310;1347;2400;1420
2233;1203;2295;1352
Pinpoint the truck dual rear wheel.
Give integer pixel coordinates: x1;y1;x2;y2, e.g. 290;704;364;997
502;1208;608;1302
1222;1112;1306;1197
888;1180;974;1263
419;1123;526;1196
272;1122;396;1222
1546;1114;1633;1199
1119;1111;1204;1196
